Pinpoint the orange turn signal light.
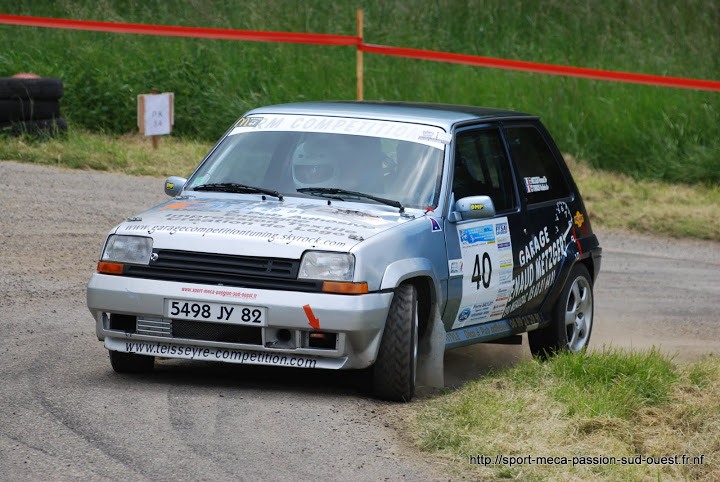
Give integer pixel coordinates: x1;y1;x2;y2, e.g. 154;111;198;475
321;281;369;294
97;261;124;275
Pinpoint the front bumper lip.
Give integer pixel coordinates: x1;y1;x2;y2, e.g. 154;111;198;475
87;273;394;369
105;336;347;369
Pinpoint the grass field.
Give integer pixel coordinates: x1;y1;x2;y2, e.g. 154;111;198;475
411;349;720;481
1;0;718;184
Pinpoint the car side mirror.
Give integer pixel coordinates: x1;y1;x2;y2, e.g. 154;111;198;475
164;176;187;197
451;195;496;221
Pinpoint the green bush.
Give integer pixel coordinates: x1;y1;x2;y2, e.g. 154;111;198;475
1;0;718;183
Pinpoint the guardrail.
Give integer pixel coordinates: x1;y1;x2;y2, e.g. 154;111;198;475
1;12;718;97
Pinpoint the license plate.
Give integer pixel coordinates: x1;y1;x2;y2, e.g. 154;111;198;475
164;299;266;326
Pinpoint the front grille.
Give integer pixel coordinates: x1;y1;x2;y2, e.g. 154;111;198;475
137;318;171;337
152;250;297;278
122;249;323;292
132;317;262;345
172;319;262;345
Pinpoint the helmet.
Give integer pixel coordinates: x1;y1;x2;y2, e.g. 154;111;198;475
291;134;342;187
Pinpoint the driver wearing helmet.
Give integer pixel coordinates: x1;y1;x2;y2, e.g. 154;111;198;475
292;134;343;188
292;134;385;192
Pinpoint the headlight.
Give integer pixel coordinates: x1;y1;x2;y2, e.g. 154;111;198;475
298;251;354;281
101;235;153;265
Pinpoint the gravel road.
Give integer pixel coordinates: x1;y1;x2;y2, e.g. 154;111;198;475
2;160;719;480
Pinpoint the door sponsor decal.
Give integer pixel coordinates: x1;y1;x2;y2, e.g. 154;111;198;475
502;202;575;317
448;258;463;276
523;176;549;193
451;217;513;330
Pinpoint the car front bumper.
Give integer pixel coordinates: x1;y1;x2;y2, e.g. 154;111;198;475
87;273;394;369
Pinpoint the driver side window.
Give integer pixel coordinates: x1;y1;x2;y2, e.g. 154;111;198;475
453;128;517;212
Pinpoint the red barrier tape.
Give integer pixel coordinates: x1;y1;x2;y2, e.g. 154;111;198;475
1;14;718;92
0;14;360;46
360;44;720;92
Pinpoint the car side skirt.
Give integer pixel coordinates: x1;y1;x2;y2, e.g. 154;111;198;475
444;312;546;350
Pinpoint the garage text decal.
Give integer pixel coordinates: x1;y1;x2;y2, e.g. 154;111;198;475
503;202;575;316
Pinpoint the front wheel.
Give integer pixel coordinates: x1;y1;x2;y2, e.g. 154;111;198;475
109;350;155;373
529;264;594;359
373;283;418;402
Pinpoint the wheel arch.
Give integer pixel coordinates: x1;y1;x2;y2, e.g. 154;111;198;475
401;276;435;339
540;245;597;318
579;257;596;286
379;258;438;340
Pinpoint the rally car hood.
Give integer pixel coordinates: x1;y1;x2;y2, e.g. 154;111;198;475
113;195;414;259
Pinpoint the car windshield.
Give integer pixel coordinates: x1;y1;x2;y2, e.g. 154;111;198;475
186;114;447;209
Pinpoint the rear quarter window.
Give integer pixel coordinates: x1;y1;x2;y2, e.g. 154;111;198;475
504;125;571;204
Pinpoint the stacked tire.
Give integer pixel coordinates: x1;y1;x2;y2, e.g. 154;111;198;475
0;75;67;136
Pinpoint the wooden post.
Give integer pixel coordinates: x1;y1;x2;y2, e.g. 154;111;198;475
356;9;364;101
151;87;159;149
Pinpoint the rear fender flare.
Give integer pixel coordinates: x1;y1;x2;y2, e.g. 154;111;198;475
539;242;581;320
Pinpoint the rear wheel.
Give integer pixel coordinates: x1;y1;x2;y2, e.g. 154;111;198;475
373;283;418;402
529;264;594;359
109;350;155;373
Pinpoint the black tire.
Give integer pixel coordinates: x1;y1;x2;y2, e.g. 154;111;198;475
373;283;419;402
529;263;594;359
0;77;64;100
0;117;68;137
0;99;61;122
109;350;155;374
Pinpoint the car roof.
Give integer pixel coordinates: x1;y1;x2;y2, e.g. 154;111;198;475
245;101;537;131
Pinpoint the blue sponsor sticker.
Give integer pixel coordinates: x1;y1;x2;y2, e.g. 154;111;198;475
430;218;442;232
458;308;472;321
497;241;511;250
459;225;495;245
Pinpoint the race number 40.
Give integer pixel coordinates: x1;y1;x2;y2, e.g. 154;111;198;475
472;252;492;289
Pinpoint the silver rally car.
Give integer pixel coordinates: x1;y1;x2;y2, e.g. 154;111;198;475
87;101;601;401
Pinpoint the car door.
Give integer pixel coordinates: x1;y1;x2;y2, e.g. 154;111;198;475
500;121;575;318
443;124;527;331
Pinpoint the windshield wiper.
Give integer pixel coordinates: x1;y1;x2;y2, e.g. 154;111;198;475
193;183;283;200
297;187;404;213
